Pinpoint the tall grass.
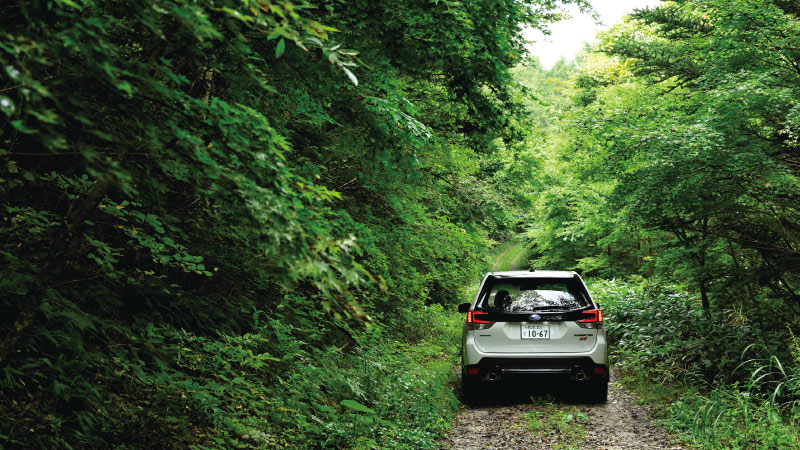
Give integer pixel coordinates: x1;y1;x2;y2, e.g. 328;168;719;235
666;352;800;450
590;278;800;449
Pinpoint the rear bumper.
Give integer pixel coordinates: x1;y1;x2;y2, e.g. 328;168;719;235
463;357;609;382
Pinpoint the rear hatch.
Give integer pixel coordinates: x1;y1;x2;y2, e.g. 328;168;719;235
470;278;600;354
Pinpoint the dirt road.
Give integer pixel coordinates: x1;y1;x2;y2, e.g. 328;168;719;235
444;371;687;450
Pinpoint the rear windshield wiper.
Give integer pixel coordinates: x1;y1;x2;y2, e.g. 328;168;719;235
518;306;572;312
520;306;587;313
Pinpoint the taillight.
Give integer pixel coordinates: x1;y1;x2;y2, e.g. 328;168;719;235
466;311;493;330
577;309;603;329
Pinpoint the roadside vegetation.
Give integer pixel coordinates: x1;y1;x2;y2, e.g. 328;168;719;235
0;0;584;448
516;1;800;448
2;0;800;448
592;279;800;449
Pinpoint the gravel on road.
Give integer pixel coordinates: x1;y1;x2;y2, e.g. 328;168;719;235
444;371;688;450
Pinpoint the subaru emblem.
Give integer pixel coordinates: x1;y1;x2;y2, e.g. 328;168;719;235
529;314;541;321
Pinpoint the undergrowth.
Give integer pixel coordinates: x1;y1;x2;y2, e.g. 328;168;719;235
524;396;589;450
1;299;463;449
591;278;800;450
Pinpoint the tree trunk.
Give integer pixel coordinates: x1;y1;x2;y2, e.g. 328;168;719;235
699;280;710;310
0;174;114;368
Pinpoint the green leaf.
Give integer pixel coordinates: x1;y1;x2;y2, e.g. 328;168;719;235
116;81;133;96
341;399;375;414
54;0;84;10
10;119;36;134
0;96;15;116
342;67;358;86
275;39;285;58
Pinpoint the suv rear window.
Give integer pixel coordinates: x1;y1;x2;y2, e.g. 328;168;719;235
476;277;590;312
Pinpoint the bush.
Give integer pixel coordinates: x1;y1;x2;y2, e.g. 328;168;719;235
667;388;800;450
592;278;756;386
590;278;800;449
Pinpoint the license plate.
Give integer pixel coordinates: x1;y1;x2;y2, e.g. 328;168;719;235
521;323;549;339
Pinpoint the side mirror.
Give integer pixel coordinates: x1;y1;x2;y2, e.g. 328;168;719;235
457;303;471;313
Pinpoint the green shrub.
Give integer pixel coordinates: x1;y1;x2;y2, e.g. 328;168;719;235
0;0;553;446
590;278;800;449
592;278;758;386
667;389;800;450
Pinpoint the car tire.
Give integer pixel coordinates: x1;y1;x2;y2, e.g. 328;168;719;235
588;379;608;404
461;374;479;404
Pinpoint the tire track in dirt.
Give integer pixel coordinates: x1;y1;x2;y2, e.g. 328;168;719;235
444;371;688;450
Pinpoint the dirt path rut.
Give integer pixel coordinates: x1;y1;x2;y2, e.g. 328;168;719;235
444;371;687;450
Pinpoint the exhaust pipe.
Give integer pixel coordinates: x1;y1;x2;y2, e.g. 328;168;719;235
571;370;588;382
485;371;501;382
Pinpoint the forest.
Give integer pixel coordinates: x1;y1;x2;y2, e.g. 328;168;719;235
1;0;799;449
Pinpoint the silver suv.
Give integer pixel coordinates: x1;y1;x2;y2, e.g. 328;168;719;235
458;270;608;403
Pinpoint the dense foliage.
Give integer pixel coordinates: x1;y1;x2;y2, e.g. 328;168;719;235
520;1;800;447
0;0;588;448
529;0;800;310
5;0;800;447
510;1;800;447
595;279;800;449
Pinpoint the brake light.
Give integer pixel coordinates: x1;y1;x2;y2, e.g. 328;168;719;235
467;311;492;324
466;311;493;330
577;309;603;329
